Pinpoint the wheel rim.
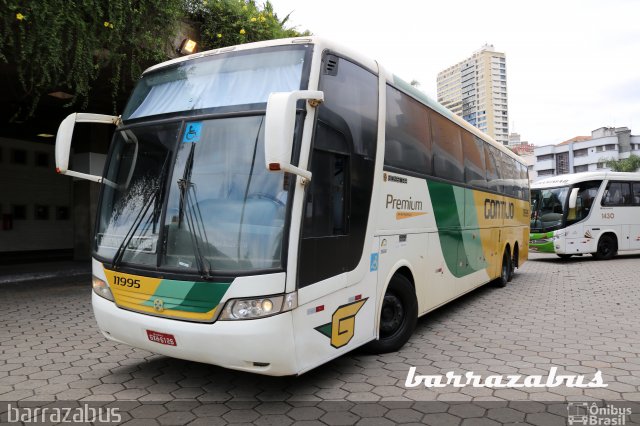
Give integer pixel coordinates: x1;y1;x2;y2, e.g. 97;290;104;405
380;293;404;338
599;239;612;256
502;255;509;280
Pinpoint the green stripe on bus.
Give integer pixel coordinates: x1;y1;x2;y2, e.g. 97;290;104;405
427;180;486;278
142;279;230;313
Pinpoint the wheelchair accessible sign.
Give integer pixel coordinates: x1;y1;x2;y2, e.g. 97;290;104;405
183;122;202;143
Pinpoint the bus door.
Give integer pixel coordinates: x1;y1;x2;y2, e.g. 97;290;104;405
292;54;379;372
565;180;601;253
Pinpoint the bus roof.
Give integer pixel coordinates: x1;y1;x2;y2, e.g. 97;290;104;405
532;171;640;188
142;36;523;165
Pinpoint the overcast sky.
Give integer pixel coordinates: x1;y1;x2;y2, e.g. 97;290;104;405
268;0;640;146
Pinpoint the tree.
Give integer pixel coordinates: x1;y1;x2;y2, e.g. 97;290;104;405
188;0;309;51
1;0;185;118
0;0;309;119
604;155;640;172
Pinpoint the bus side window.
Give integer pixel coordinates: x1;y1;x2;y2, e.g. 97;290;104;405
484;144;502;193
431;112;464;183
633;183;640;205
602;181;630;206
462;132;487;189
303;123;349;237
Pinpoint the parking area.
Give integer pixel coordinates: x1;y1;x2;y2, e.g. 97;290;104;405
1;252;639;425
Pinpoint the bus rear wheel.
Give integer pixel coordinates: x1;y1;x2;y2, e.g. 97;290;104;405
594;234;617;260
495;248;511;288
363;274;417;354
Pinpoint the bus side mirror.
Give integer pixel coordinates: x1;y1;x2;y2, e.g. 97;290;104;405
264;90;323;182
56;113;120;183
568;187;579;209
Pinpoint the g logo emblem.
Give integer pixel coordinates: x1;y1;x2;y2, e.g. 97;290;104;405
315;298;368;348
153;298;164;312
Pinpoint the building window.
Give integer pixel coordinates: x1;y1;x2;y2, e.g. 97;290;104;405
605;144;617;151
35;205;49;220
12;205;27;220
597;162;607;169
537;154;554;162
11;149;27;165
35;152;49;167
573;148;588;157
556;153;569;175
56;206;70;221
538;169;554;176
574;165;588;173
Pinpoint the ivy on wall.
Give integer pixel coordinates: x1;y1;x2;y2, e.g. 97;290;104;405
0;0;307;120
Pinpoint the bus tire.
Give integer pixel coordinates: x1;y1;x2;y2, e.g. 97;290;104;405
363;274;417;354
557;254;573;260
495;248;511;288
594;234;617;260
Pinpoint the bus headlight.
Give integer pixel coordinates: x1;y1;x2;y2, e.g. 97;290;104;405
219;292;297;320
92;275;115;302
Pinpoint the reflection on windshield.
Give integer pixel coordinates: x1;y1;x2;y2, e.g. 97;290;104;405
96;123;179;266
164;116;288;273
95;116;290;274
530;187;569;232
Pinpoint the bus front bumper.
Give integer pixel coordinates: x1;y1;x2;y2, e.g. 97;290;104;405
529;232;556;253
92;292;299;376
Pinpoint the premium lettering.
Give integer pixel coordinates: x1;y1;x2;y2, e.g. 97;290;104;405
386;194;423;211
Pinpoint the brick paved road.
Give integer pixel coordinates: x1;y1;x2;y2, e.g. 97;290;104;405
1;253;639;425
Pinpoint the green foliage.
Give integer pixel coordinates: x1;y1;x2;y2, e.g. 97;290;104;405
0;0;309;119
604;155;640;172
0;0;184;118
188;0;310;51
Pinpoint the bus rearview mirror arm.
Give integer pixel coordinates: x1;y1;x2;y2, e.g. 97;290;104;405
55;113;120;186
568;187;579;209
264;90;324;182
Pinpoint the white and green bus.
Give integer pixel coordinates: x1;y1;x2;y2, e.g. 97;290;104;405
530;171;640;259
55;37;529;376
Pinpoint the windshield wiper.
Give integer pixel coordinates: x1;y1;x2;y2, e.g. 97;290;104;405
112;153;171;270
177;142;212;278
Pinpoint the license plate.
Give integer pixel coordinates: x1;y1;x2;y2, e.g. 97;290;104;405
146;330;177;346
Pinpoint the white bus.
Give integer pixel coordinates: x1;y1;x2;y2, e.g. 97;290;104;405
55;37;529;376
530;171;640;259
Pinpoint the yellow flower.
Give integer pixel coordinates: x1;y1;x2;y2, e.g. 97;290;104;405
251;17;257;22
242;5;248;10
217;33;222;38
259;16;266;22
16;12;25;21
239;28;246;35
104;21;110;27
109;23;114;29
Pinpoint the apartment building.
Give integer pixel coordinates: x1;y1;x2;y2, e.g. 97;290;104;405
533;127;640;179
437;44;509;145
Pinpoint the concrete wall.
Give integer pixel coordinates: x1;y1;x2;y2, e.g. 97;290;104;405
0;137;74;252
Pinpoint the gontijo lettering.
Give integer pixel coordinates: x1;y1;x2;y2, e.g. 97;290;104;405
386;194;423;211
484;198;514;219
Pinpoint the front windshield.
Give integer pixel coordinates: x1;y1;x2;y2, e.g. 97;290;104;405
96;116;290;273
95;45;310;274
530;186;570;232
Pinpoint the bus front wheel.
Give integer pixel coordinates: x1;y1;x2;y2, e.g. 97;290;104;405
364;274;417;354
594;234;617;260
